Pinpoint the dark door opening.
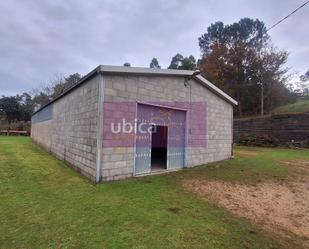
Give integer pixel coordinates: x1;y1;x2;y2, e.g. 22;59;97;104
151;125;168;171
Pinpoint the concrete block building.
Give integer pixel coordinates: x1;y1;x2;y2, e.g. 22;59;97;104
31;65;237;182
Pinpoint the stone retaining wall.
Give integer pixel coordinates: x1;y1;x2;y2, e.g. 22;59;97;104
234;113;309;147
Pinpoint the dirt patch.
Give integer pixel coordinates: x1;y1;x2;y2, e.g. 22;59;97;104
183;179;309;239
234;149;260;157
283;160;309;175
167;207;181;214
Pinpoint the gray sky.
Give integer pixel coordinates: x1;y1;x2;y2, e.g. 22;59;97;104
0;0;308;96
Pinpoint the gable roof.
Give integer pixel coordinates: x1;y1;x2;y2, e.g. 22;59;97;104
32;65;237;115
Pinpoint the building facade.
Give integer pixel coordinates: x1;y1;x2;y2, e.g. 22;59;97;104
31;65;237;182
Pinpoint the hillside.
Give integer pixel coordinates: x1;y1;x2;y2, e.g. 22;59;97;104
274;99;309;114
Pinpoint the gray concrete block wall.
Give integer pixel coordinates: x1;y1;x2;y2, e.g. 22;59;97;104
31;120;53;151
101;75;233;181
189;81;233;166
32;72;233;183
51;75;99;180
31;75;100;181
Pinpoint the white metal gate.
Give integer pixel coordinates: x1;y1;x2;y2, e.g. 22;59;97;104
167;110;186;170
134;103;186;175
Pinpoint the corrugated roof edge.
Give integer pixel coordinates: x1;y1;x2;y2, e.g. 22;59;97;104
32;65;237;116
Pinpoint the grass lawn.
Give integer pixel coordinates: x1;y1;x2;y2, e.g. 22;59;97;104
1;137;309;249
274;99;309;114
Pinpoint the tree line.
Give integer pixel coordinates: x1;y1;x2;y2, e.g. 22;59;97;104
148;18;308;116
1;18;308;126
0;73;82;125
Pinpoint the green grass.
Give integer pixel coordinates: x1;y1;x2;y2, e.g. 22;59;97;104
1;137;309;249
274;99;309;114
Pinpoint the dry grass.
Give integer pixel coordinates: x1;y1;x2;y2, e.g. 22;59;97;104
183;158;309;247
234;149;261;157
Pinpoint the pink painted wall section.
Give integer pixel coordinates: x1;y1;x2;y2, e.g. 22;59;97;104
102;102;207;148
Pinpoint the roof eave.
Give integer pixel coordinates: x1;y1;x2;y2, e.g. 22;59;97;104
98;65;194;76
193;75;238;106
32;65;237;116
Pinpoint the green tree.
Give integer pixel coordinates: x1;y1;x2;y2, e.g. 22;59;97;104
30;72;82;108
198;18;290;116
0;96;23;124
20;93;34;121
0;93;39;123
65;73;82;86
168;54;183;69
52;73;82;99
181;55;196;70
150;58;161;69
168;54;196;70
0;72;83;125
31;92;51;109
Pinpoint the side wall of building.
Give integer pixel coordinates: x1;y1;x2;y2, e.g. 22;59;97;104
31;120;53;150
31;75;100;181
101;75;233;181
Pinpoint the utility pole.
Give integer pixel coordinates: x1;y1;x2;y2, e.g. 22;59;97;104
258;82;264;116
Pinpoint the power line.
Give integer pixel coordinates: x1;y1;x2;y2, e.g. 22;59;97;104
267;1;309;31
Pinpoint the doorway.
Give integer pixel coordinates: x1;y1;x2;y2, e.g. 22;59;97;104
151;125;168;171
135;103;186;175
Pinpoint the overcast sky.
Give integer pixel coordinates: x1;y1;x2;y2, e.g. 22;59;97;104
0;0;308;96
